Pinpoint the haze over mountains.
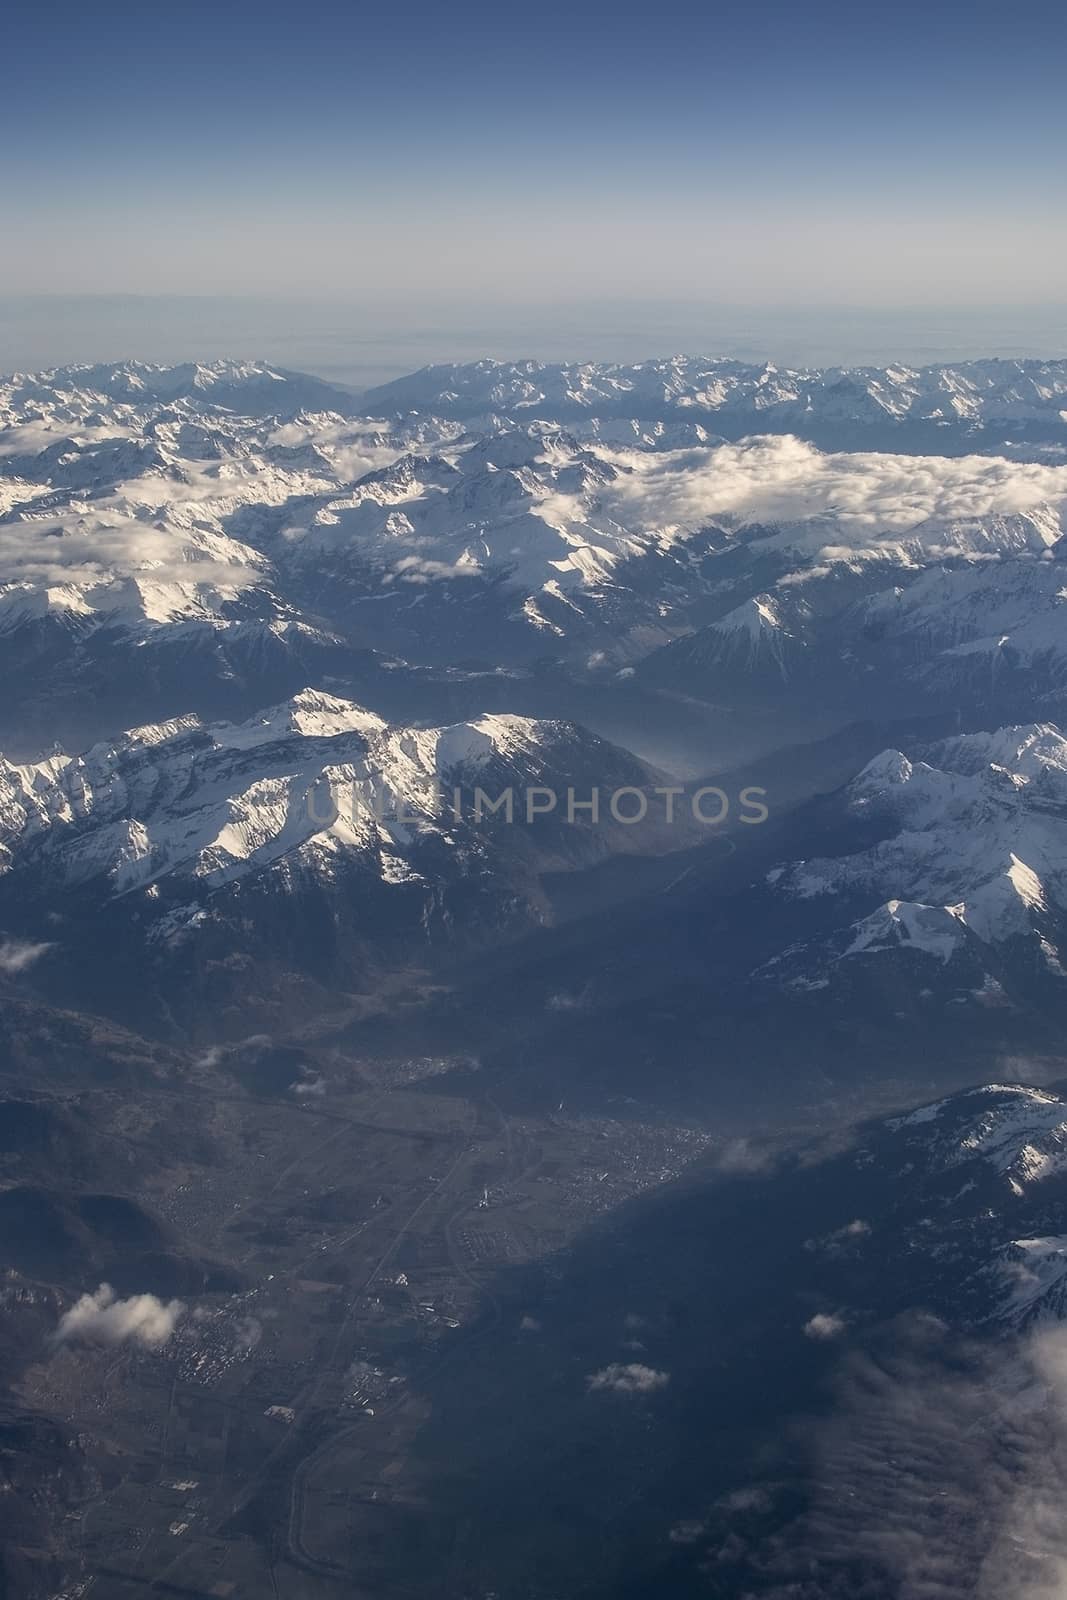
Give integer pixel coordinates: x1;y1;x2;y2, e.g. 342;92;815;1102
4;354;1067;1600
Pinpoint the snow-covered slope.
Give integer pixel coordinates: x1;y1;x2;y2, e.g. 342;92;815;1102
0;688;662;898
814;1084;1067;1333
0;690;683;1018
857;554;1067;701
888;1083;1067;1196
362;356;1067;445
0;373;718;697
0;360;360;421
764;724;1067;989
989;1235;1067;1324
5;361;1067;730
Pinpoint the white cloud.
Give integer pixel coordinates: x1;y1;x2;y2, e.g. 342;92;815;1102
385;555;483;584
598;436;1067;545
806;1218;873;1256
587;1362;670;1395
0;936;53;974
0;499;271;630
53;1283;184;1349
749;1316;1067;1598
714;1137;774;1175
804;1312;847;1341
291;1074;326;1098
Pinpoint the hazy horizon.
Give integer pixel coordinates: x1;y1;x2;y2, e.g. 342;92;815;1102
3;295;1067;389
7;0;1067;331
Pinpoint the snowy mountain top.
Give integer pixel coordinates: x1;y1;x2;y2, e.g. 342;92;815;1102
767;722;1067;985
3;359;1067;699
6;353;1066;445
889;1081;1063;1128
886;1083;1067;1197
212;688;388;747
841;899;971;964
5;364;1067;607
990;1235;1067;1325
0;690;610;896
0;497;279;632
362;355;1067;433
849;724;1067;814
0;360;360;422
1;689;577;784
923;724;1067;786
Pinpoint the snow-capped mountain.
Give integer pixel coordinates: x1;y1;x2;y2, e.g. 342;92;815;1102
763;724;1067;993
887;1082;1067;1198
362;356;1067;449
0;360;360;422
635;490;1067;715
858;554;1067;703
0;687;674;891
0;689;683;1022
4;354;1067;1031
859;1083;1067;1328
5;359;1067;757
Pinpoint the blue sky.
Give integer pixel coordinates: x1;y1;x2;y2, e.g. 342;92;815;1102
4;0;1066;318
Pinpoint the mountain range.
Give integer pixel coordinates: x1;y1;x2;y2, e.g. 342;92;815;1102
362;354;1067;449
4;354;1067;1600
3;358;1067;757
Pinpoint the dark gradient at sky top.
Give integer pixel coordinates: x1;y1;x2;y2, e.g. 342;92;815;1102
5;0;1067;309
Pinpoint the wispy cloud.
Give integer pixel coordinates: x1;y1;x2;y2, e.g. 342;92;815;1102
734;1315;1067;1598
384;555;483;585
0;936;53;974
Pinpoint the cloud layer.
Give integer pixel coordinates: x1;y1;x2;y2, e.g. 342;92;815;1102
601;436;1067;542
735;1316;1067;1599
